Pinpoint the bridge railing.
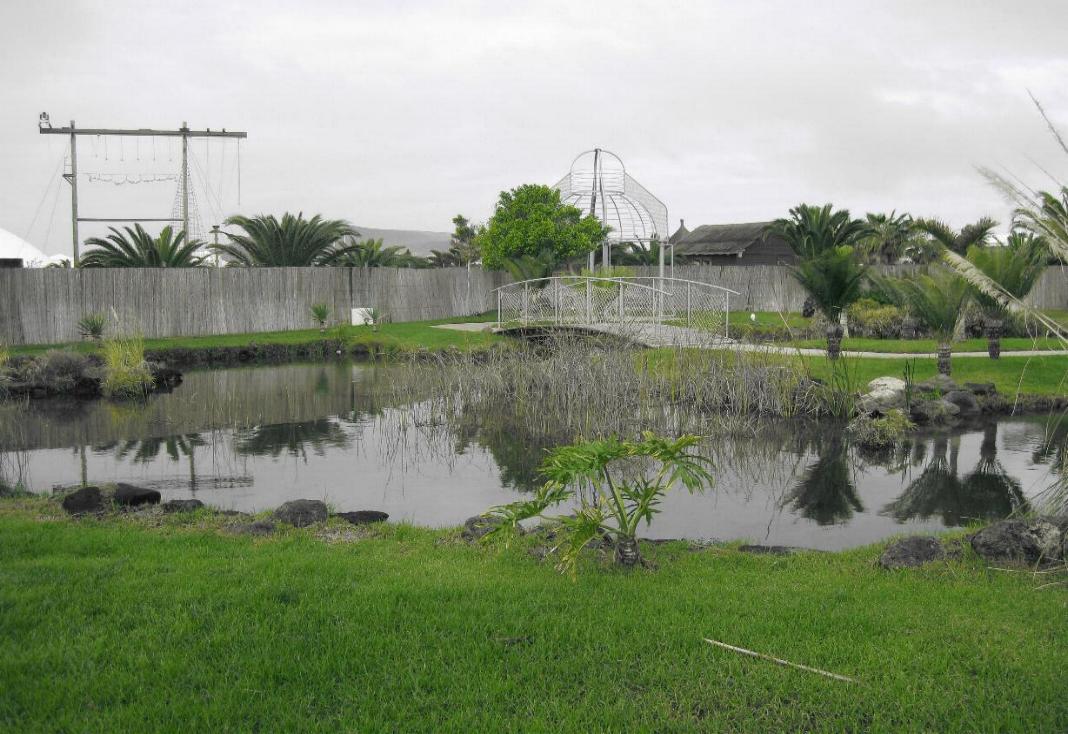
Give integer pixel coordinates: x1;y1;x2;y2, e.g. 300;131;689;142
493;276;739;338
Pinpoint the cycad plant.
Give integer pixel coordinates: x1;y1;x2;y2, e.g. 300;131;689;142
964;234;1048;358
880;269;971;375
485;433;714;572
766;203;869;259
214;213;358;266
80;225;204;268
788;246;869;359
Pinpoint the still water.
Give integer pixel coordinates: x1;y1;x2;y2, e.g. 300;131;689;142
0;361;1063;550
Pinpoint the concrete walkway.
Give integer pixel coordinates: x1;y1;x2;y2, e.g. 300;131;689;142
434;322;1067;358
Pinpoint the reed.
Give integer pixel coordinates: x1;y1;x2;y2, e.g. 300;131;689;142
100;335;154;399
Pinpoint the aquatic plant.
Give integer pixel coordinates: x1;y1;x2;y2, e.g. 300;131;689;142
485;432;714;572
101;336;154;399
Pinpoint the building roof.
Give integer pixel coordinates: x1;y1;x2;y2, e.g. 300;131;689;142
0;228;49;266
668;220;690;244
672;221;791;257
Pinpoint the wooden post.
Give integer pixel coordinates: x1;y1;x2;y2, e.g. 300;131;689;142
69;121;80;266
181;121;189;239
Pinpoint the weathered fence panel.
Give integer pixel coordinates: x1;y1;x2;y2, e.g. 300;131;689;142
0;267;509;345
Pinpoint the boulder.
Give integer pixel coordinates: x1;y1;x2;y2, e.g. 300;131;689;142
916;375;958;395
963;382;996;396
942;390;980;416
879;536;946;569
61;486;103;515
113;483;162;507
857;377;907;414
461;515;505;542
274;499;328;527
335;510;389;525
909;398;960;425
228;520;276;536
970;519;1063;564
162;499;205;513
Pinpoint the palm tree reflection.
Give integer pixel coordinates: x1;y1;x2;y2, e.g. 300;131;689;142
233;419;350;460
782;433;863;525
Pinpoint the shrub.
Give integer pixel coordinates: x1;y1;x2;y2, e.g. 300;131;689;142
846;298;908;339
77;313;107;341
847;408;914;450
101;336;154;399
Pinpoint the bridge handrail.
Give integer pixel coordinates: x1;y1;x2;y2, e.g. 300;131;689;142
492;276;671;296
628;276;741;297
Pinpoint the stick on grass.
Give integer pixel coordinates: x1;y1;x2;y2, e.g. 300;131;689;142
704;638;858;683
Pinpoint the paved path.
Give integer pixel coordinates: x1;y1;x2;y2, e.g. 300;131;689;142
433;323;1067;358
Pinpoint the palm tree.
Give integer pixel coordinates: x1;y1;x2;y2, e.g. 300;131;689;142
859;211;925;264
428;248;462;267
964;233;1048;358
80;225;204;268
332;238;413;268
788;247;869;358
880;269;971;375
1014;186;1068;264
502;249;556;286
766;203;869;259
916;217;997;256
214;213;357;266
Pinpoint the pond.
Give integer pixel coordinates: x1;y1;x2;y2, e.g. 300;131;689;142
0;361;1063;550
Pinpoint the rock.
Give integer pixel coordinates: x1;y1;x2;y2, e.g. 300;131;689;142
879;536;946;569
161;499;205;513
461;515;504;542
857;377;907;414
963;382;996;396
335;510;389;525
274;499;328;527
916;374;958;395
970;520;1063;564
228;520;276;536
61;486;103;514
909;398;960;425
942;390;980;416
113;483;162;507
738;544;797;556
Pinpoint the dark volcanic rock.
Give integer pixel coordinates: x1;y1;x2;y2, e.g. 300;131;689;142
909;398;960;425
61;486;103;514
113;483;162;507
274;499;328;527
162;499;205;513
963;382;996;396
916;375;958;395
942;390;980;416
970;519;1062;564
335;510;389;525
879;536;946;569
461;515;504;542
228;520;276;536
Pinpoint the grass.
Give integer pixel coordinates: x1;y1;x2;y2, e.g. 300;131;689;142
789;336;1066;353
0;503;1064;732
8;312;502;358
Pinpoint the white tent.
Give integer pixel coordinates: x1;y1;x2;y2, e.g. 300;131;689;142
0;228;50;267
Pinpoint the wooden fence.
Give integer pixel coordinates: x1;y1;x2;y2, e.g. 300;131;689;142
0;267;509;345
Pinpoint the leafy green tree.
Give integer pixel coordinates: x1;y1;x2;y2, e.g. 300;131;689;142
878;269;972;375
214;213;357;266
450;214;481;266
789;247;869;359
80;225;204;268
963;233;1048;357
485;433;714;572
766;203;869;259
477;184;607;270
916;217;997;256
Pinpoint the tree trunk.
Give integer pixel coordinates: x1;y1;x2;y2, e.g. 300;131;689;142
614;536;641;566
984;317;1002;359
826;324;844;361
937;342;952;376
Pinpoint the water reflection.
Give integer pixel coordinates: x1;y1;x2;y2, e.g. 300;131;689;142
0;361;1064;549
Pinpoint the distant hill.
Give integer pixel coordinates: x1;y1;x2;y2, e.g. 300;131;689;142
352;226;452;255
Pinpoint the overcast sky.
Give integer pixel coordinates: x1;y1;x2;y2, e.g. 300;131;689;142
2;0;1067;255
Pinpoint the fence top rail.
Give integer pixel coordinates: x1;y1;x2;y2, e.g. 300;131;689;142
492;276;671;296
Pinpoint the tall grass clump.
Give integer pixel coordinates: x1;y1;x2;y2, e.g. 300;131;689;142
101;336;154;399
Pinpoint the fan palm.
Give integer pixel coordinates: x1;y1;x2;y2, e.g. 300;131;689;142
766;203;869;259
80;225;204;268
915;217;997;256
964;233;1048;358
332;238;412;268
788;246;869;358
879;269;971;375
214;213;357;266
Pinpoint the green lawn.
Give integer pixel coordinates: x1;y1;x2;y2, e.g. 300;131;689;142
0;506;1064;732
789;336;1066;353
8;312;502;357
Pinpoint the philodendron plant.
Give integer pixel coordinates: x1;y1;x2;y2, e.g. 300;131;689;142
485;432;714;573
